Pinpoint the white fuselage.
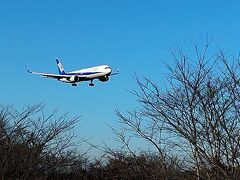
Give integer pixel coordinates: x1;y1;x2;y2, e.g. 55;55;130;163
59;65;112;83
71;65;111;79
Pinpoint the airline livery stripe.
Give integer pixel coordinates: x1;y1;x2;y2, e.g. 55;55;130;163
66;72;101;76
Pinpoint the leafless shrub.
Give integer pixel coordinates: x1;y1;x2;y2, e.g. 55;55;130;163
0;104;87;179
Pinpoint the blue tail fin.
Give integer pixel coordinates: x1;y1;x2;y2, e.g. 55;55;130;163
56;58;66;75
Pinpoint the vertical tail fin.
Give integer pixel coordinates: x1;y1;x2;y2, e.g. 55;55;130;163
56;58;66;75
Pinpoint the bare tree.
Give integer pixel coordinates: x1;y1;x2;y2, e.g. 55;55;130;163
0;104;87;179
115;42;240;179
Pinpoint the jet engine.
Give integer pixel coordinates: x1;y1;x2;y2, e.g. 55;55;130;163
99;76;109;82
69;75;79;82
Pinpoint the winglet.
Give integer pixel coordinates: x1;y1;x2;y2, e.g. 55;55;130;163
110;67;119;76
25;65;32;73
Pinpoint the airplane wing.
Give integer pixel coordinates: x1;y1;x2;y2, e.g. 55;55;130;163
110;68;119;76
25;65;72;79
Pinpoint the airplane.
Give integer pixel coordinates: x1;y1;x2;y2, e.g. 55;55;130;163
26;58;119;87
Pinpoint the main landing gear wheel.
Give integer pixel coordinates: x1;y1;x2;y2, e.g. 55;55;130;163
89;80;94;87
72;83;77;87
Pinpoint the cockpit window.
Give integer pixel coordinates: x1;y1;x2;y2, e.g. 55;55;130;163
105;67;110;69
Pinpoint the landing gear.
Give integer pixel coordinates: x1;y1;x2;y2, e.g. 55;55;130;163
89;80;94;87
72;83;77;87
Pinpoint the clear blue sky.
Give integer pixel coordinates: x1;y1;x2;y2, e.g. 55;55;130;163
1;1;240;153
